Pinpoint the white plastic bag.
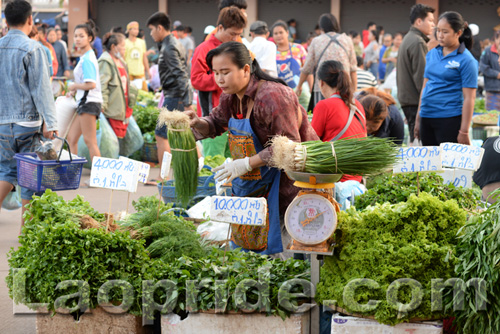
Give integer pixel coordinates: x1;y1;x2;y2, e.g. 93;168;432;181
1;186;21;211
54;96;77;151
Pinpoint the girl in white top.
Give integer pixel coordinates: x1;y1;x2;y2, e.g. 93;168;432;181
67;21;103;160
364;30;379;79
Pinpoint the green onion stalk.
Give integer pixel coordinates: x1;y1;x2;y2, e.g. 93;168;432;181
271;135;398;176
158;109;198;207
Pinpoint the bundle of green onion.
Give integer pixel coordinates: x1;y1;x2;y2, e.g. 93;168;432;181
270;136;398;175
158;109;198;207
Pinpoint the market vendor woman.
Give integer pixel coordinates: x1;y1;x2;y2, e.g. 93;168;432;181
187;42;319;255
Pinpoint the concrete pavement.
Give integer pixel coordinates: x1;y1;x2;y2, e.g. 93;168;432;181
0;168;159;334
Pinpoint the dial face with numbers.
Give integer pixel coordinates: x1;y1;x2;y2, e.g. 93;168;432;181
284;193;337;245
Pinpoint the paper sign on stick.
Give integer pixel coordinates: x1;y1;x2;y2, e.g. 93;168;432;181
440;143;484;171
160;152;172;179
393;146;442;173
210;196;267;226
441;168;473;189
90;157;139;192
119;156;151;188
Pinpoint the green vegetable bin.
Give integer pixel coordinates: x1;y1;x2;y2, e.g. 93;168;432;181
142;142;158;163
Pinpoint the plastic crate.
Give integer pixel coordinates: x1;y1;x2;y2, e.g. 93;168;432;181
472;127;487;141
142;142;158;163
158;167;216;208
14;152;86;192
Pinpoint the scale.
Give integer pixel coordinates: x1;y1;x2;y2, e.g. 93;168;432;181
284;171;341;253
284;171;342;334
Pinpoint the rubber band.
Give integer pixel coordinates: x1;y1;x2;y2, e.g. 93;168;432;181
168;128;188;132
171;147;197;152
330;142;338;173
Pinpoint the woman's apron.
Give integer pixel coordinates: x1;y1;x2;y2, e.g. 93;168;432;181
276;44;301;89
227;91;283;255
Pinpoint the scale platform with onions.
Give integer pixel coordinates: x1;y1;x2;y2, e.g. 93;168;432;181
284;171;342;254
284;171;342;334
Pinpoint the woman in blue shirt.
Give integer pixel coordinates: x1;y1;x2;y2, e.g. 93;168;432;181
415;11;477;146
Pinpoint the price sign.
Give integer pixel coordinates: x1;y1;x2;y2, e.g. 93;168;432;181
441;168;473;189
393;146;442;174
119;157;151;188
90;157;139;192
440;143;484;171
161;152;172;179
210;196;267;226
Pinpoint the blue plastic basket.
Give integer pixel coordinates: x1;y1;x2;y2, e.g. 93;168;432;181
157;166;216;208
14;138;86;192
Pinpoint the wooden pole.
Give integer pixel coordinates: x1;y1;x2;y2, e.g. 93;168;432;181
106;190;114;232
126;192;131;215
157;180;164;219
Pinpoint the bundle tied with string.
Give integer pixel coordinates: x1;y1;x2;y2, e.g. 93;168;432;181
270;136;398;176
158;109;198;207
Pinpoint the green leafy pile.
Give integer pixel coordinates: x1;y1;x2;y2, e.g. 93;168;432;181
133;105;159;143
120;196;208;263
316;193;467;325
204;155;226;169
6;191;150;316
145;248;310;319
444;190;500;333
356;172;480;211
22;189;105;224
137;90;156;106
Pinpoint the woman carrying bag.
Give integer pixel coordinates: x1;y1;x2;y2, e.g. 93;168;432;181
99;32;140;156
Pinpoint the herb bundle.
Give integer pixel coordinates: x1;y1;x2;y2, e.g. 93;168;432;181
270;136;398;175
158;110;198;207
120;196;208;263
445;189;500;333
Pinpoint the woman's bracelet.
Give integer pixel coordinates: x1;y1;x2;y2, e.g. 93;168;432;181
459;130;469;135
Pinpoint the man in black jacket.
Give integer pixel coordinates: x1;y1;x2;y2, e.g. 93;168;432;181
147;12;191;173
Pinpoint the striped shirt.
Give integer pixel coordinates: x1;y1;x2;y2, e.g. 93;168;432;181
356;69;377;90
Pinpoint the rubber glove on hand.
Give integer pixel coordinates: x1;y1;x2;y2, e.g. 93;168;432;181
212;157;252;183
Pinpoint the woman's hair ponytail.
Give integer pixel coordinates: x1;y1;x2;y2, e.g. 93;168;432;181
206;41;287;86
439;11;473;50
317;60;353;107
75;20;96;43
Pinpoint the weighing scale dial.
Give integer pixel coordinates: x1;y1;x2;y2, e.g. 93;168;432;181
285;193;337;245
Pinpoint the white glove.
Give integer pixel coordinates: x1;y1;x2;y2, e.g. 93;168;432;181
213;157;252;183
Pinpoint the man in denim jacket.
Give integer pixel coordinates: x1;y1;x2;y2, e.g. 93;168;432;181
0;0;58;225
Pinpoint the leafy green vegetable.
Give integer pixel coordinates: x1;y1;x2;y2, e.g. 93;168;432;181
199;168;213;177
120;196;208;263
444;189;500;333
204;155;226;169
133;105;159;143
6;191;150;316
316;193;467;325
356;172;480;211
145;248;311;319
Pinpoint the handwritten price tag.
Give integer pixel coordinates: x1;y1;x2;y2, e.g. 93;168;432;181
160;152;172;179
440;143;484;171
119;157;151;189
210;196;267;226
441;168;473;189
393;146;442;173
90;157;139;192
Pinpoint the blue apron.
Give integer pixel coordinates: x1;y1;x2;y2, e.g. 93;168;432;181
276;44;301;89
227;93;283;255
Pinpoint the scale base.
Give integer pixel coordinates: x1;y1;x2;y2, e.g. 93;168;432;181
287;240;334;255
